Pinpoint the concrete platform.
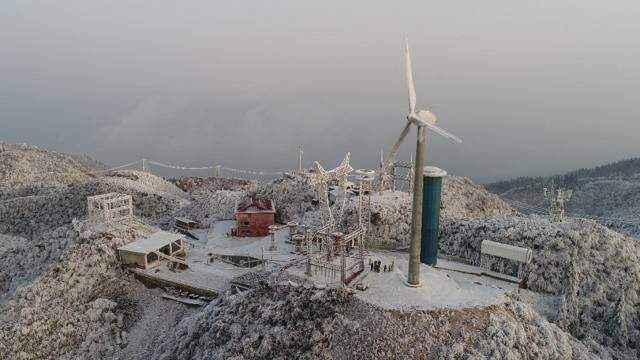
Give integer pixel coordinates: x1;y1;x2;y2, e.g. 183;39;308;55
436;258;521;284
132;221;303;296
353;252;518;311
127;220;521;313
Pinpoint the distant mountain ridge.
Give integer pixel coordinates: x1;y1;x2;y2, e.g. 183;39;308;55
487;157;640;195
486;157;640;238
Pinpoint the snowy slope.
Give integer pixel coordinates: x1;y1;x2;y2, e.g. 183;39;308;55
486;158;640;238
440;215;640;359
0;170;186;238
0;142;94;187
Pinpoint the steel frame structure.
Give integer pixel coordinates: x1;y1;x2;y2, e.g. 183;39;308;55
87;193;133;223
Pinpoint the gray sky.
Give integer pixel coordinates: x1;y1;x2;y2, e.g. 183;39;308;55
1;1;640;183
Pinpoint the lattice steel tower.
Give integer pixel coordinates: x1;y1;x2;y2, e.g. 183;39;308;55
544;184;573;223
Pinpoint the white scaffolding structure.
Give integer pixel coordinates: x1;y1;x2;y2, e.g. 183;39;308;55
377;156;415;193
390;160;414;192
87;193;133;223
305;227;365;285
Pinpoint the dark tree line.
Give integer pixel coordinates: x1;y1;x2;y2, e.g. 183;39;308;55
486;157;640;194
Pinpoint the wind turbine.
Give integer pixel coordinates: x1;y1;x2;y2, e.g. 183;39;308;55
384;39;462;286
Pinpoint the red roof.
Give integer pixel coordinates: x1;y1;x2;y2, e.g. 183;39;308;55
236;195;275;213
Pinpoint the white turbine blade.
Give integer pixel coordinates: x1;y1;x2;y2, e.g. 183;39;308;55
424;122;463;143
405;39;417;114
385;122;412;167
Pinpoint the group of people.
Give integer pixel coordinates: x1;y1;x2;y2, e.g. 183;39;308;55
369;259;394;273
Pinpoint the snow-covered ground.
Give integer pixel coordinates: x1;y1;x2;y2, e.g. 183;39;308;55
354;253;516;311
130;218;525;316
135;222;304;295
1;142;638;359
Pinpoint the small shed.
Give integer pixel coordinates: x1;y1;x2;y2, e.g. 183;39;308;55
174;217;201;230
118;231;186;269
235;195;275;237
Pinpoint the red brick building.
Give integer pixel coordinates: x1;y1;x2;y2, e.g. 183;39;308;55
234;195;275;237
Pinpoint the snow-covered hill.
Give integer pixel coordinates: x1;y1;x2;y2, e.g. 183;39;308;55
440;215;640;359
486;159;640;238
1;143;637;359
0;142;95;187
0;170;186;238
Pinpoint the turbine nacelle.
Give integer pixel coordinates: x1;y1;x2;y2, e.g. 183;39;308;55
407;109;462;143
407;110;437;127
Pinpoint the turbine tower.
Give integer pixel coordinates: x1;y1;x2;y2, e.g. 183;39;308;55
385;40;462;286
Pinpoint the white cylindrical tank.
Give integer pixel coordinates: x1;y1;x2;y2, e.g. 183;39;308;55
480;240;533;263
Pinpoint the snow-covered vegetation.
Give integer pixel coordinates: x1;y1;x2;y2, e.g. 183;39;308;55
0;143;638;359
0;142;95;187
440;215;640;359
0;170;185;238
487;157;640;238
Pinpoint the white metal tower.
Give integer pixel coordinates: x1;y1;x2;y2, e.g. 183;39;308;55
544;184;573;223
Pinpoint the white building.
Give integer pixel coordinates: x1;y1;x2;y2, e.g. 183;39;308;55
118;231;186;269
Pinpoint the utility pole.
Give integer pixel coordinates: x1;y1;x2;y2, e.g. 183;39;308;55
298;145;304;172
305;229;312;276
379;148;386;193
